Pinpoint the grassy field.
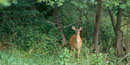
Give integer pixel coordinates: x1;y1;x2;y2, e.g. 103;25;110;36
0;47;129;65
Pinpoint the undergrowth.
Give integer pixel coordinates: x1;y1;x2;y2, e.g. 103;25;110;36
0;47;129;65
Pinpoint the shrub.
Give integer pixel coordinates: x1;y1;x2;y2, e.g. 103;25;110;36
57;48;71;65
91;53;108;65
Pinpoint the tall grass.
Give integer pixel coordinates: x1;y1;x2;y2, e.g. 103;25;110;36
0;46;129;65
0;50;56;65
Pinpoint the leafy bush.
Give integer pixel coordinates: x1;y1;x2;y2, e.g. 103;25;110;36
91;53;108;65
57;48;71;65
28;34;58;54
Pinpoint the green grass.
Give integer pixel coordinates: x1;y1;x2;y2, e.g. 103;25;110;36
0;50;56;65
0;47;129;65
0;48;94;65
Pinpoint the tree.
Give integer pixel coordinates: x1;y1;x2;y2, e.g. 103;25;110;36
107;0;130;57
37;0;67;45
109;7;123;56
93;0;102;53
53;4;67;46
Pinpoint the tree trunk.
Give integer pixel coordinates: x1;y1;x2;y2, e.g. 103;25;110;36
108;10;116;34
93;0;102;53
109;8;123;57
116;8;123;56
0;11;3;24
125;40;130;53
125;38;130;63
77;8;82;28
53;4;67;46
125;23;130;63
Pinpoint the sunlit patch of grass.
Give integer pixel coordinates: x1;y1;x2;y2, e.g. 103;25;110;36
0;50;56;65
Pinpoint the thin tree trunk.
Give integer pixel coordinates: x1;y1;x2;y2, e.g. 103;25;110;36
53;4;67;46
94;0;102;53
125;22;130;63
108;10;116;34
125;39;130;63
0;11;3;24
116;7;123;56
108;10;117;55
77;8;82;28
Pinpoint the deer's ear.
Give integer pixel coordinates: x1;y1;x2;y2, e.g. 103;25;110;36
72;26;76;30
79;27;83;31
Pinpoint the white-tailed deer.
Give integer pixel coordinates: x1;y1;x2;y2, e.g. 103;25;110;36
70;26;83;58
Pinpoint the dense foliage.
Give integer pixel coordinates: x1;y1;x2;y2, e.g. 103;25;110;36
0;0;129;65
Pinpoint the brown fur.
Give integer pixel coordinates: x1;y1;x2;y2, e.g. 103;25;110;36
70;34;82;58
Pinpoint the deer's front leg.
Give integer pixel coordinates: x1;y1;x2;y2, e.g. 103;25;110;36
77;48;81;58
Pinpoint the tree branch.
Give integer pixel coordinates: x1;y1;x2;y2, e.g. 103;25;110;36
118;52;130;62
77;8;82;28
108;9;116;31
46;20;57;25
45;19;78;30
56;21;78;29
